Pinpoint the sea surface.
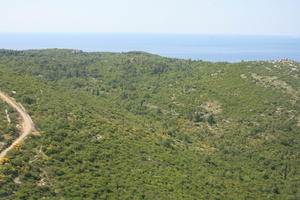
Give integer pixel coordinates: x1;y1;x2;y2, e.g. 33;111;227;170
0;33;300;62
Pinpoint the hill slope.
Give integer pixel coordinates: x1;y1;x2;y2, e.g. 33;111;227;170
0;49;299;199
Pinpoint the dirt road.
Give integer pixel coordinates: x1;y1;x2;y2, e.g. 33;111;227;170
0;90;36;159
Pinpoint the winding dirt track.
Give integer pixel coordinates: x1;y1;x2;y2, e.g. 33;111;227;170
0;91;36;159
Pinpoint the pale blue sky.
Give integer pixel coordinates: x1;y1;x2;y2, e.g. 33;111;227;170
1;0;299;36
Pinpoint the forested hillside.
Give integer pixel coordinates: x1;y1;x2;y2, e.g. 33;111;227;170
0;49;299;199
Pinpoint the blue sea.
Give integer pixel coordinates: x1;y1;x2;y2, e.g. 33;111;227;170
0;33;299;62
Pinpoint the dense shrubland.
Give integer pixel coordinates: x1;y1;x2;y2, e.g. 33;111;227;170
0;49;299;199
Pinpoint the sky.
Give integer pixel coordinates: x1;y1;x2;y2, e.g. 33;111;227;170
0;0;300;36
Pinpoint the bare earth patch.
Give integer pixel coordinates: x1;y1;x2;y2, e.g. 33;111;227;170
13;177;22;184
201;101;222;114
240;74;247;79
251;73;299;99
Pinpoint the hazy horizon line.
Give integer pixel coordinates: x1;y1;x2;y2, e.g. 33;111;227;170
1;32;299;38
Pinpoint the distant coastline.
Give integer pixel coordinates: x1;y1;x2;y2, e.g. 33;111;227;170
0;33;299;62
